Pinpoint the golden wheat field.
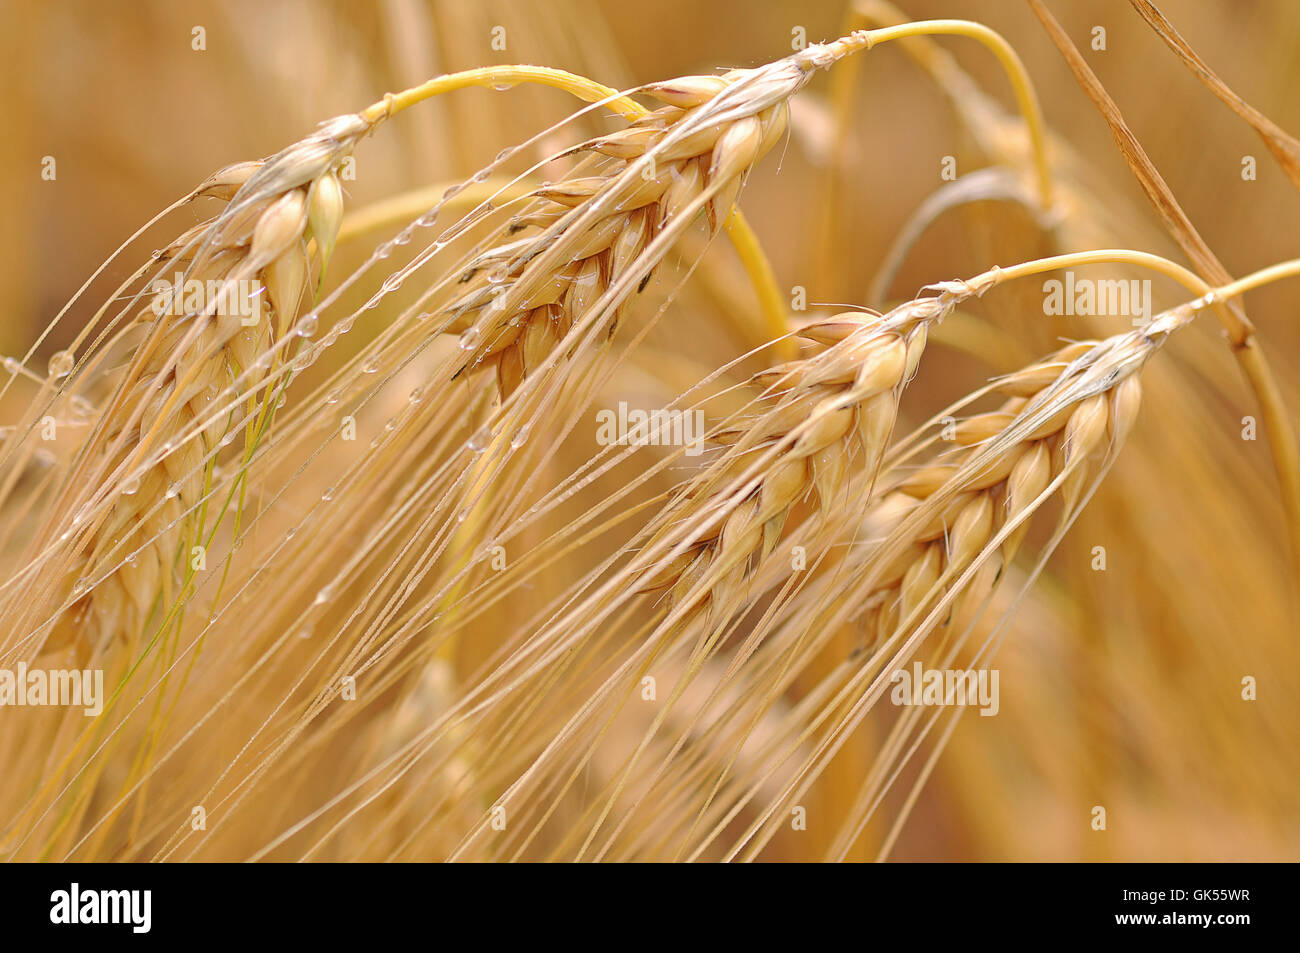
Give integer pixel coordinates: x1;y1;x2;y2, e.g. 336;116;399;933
0;0;1296;864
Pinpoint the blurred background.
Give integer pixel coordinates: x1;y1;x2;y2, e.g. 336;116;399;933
2;0;1296;859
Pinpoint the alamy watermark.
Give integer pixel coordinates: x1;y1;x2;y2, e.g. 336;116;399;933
50;883;151;933
595;402;706;457
890;661;1000;716
0;662;104;716
150;271;265;325
1043;272;1152;326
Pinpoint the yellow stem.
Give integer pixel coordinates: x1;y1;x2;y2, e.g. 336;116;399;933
818;9;1055;313
361;65;647;125
977;249;1300;310
841;20;1054;210
723;210;791;358
1204;258;1300;301
980;248;1207;293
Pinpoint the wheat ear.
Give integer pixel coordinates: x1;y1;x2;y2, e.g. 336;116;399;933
635;278;1001;617
438;78;795;400
723;314;1170;862
36;115;361;660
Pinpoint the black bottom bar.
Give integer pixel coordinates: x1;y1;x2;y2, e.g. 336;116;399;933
0;861;1275;942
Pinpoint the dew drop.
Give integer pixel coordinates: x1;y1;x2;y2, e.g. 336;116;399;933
456;508;469;524
408;387;424;404
458;326;482;350
443;184;464;201
362;356;382;374
72;577;89;596
2;357;21;375
382;274;404;294
48;349;75;379
322;487;336;502
338;316;356;334
297;313;319;337
467;426;492;453
417;211;439;227
122;475;141;495
325;389;342;405
375;242;393;260
314;586;334;605
165;483;181;500
510;425;530;448
392;229;413;247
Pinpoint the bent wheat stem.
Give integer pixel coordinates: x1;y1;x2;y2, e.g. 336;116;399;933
817;2;1057;291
